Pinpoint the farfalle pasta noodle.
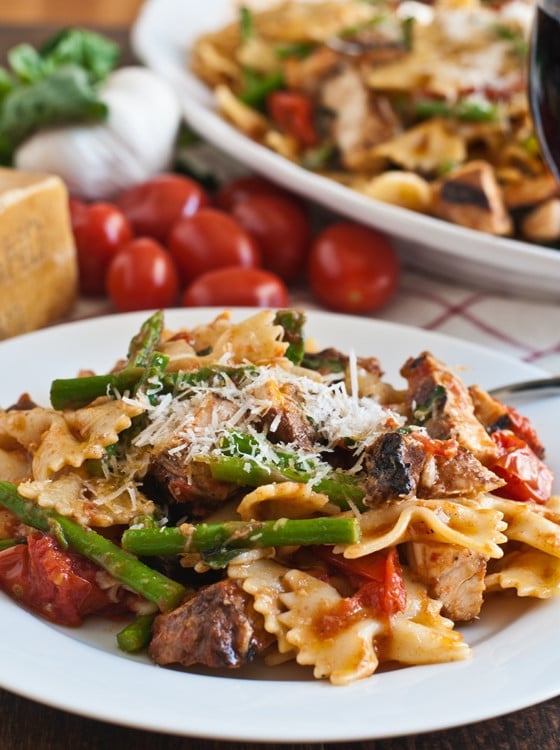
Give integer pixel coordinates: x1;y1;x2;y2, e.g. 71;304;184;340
18;473;155;528
485;548;560;598
0;308;558;685
339;497;508;559
236;481;331;520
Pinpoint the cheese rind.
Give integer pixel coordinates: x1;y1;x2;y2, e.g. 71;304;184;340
0;168;78;340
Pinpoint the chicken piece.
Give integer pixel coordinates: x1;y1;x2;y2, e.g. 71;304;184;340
283;46;341;95
469;384;545;458
432;160;513;235
501;171;558;211
149;579;274;669
520;198;560;243
256;380;316;450
406;542;487;622
364;431;425;502
363;431;503;504
400;352;499;465
419;446;504;497
145;393;241;519
146;455;236;520
372;119;465;176
7;393;38;411
320;66;400;171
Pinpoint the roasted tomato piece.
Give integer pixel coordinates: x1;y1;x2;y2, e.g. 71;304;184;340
0;533;116;626
490;429;554;504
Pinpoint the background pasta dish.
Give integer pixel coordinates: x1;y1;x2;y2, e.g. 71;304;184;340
190;0;560;248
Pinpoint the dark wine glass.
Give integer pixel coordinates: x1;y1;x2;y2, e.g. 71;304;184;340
529;0;560;182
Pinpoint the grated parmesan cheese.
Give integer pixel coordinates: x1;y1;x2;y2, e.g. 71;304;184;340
129;364;404;473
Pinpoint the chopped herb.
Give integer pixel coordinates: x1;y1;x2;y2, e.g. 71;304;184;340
240;6;254;43
275;42;317;60
239;68;284;109
414;97;500;122
413;385;446;423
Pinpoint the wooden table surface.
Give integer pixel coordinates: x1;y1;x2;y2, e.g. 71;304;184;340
0;8;559;750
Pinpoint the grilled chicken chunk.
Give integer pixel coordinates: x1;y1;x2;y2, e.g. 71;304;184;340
284;45;341;95
145;393;242;519
364;431;503;504
146;454;236;520
469;384;545;458
407;542;487;622
149;579;273;669
320;65;400;171
364;431;425;502
256;380;317;450
520;198;560;243
401;351;499;465
432;160;512;236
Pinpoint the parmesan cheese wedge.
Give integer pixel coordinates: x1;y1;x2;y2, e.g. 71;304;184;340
0;168;78;340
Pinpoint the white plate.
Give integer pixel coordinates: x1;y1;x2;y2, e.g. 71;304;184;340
1;309;559;742
131;0;560;302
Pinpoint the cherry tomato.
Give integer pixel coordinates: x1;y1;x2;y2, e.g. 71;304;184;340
106;238;180;312
231;194;311;282
182;266;289;307
0;533;114;626
308;223;400;313
314;547;406;617
115;173;210;243
168;207;261;285
500;403;545;458
267;91;319;147
490;430;554;504
69;199;133;296
214;175;296;211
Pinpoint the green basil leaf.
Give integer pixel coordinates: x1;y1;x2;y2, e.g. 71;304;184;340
0;64;108;147
40;28;120;82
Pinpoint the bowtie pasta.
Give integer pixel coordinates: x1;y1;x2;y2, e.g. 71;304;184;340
191;0;560;247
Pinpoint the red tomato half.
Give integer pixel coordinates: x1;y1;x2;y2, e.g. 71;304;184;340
308;223;400;313
267;91;319;148
182;266;289;307
168;208;261;285
115;173;209;243
0;534;113;626
502;403;545;458
231;194;311;282
106;238;180;312
69;200;133;296
214;175;295;211
315;546;407;617
490;429;554;504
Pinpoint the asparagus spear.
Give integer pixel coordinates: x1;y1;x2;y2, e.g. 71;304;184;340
206;431;367;510
274;309;306;365
49;310;165;409
51;308;308;409
116;614;155;653
0;538;25;551
126;310;164;367
50;368;144;410
50;364;257;410
121;516;361;557
0;481;186;612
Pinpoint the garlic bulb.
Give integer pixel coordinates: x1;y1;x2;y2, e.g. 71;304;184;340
14;66;182;200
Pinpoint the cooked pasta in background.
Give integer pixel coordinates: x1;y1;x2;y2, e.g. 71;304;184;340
191;0;560;247
0;308;558;684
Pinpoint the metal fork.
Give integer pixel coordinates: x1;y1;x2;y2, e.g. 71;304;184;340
488;375;560;401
